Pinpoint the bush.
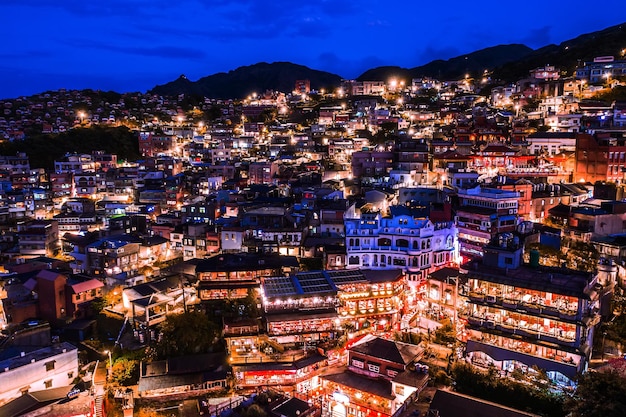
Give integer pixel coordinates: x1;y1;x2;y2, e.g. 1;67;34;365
434;323;455;345
451;362;565;417
110;358;139;386
429;366;452;386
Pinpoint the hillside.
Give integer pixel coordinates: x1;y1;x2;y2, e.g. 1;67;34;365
358;44;533;82
492;22;626;82
0;126;140;170
151;62;343;98
5;22;624;102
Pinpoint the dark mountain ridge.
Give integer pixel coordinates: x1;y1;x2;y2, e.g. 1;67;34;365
358;44;533;82
151;62;342;98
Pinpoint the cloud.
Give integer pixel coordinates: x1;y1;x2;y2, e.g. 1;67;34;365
61;38;208;60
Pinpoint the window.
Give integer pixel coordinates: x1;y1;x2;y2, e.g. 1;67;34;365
44;380;53;389
504;257;513;265
45;361;55;371
352;359;364;369
395;385;405;395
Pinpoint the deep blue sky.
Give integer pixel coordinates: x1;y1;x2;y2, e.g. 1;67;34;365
1;1;623;99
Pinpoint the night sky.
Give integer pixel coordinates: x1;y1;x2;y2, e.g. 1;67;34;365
1;1;623;99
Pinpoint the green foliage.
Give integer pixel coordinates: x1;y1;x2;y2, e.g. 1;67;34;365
242;404;267;417
524;239;598;272
395;331;423;345
433;323;455;345
0;126;140;169
110;358;139;386
451;362;565;417
224;290;260;319
594;86;626;102
565;370;626;417
603;287;626;346
95;312;124;343
429;366;452;386
523;97;541;112
91;298;107;315
154;311;218;359
372;123;398;144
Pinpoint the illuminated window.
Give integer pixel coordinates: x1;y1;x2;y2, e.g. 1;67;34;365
368;364;380;373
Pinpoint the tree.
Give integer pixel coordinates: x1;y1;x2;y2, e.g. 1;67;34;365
0;125;140;169
224;290;259;319
243;404;267;417
434;322;456;345
565;370;626;417
110;358;138;386
450;362;565;417
154;311;218;358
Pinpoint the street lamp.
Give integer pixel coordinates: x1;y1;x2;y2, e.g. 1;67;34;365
104;350;113;369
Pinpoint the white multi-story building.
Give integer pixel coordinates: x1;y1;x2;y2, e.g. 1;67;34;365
526;132;577;156
345;208;457;287
53;154;95;174
0;342;78;406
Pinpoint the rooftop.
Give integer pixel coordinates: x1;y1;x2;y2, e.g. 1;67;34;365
349;336;424;366
0;342;77;372
196;253;299;273
321;371;394;400
462;261;594;298
429;389;539;417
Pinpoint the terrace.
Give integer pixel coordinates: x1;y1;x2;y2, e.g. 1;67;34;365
466;284;582;320
465;336;583;381
464;305;578;344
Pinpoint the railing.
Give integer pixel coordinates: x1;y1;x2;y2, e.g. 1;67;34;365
465;313;577;344
469;338;580;368
466;291;581;321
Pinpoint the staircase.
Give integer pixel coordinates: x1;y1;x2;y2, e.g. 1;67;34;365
94;393;104;417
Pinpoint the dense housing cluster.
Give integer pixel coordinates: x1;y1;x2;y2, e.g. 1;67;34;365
0;56;626;416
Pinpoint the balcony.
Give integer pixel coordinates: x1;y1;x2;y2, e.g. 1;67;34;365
468;291;485;302
466;338;581;378
467;289;581;321
466;313;578;346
